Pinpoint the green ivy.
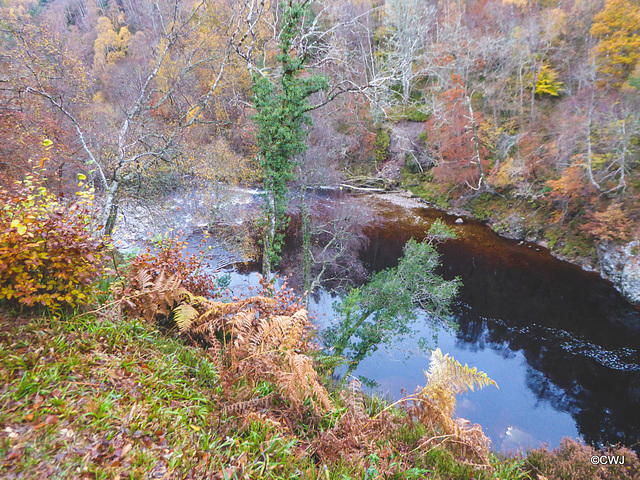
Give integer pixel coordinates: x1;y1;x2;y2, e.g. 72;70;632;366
252;1;327;275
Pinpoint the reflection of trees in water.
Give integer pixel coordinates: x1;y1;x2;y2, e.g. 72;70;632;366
277;196;640;449
455;313;640;449
280;192;374;291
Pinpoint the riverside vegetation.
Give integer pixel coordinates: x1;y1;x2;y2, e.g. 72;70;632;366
1;173;639;479
2;0;640;477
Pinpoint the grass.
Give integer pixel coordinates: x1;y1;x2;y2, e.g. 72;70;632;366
1;306;636;479
0;311;303;479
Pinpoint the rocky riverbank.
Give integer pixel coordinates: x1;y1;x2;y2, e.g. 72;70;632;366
375;190;640;307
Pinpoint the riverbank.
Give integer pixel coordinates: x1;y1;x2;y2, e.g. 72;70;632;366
2;308;638;479
0;309;515;479
389;177;640;306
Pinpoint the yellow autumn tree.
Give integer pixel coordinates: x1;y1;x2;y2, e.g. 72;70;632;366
535;64;563;96
93;15;131;72
591;0;640;88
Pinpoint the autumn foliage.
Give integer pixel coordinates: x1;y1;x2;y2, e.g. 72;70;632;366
426;79;489;190
114;235;222;313
0;173;104;311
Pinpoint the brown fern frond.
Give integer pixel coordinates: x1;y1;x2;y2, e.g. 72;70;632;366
280;309;308;350
126;268;185;322
454;417;491;454
344;378;367;424
283;352;334;414
230;309;257;351
408;349;497;468
248;309;309;354
135;268;153;291
238;295;278;310
224;392;279;417
251;315;291;353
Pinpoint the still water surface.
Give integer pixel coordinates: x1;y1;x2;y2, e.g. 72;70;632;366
199;193;640;453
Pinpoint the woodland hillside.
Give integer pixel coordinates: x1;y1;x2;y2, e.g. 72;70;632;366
2;0;640;272
2;1;640;477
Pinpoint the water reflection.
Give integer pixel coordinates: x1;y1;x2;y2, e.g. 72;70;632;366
190;192;640;452
356;198;640;452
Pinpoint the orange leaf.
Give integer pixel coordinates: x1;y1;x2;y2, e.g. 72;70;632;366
45;415;58;426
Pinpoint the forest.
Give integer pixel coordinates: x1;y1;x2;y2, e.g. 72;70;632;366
2;0;640;264
2;0;640;478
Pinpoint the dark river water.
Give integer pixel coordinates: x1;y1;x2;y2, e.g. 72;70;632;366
350;196;640;453
187;191;640;454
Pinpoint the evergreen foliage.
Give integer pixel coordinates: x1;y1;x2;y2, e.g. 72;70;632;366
252;1;327;275
325;220;461;376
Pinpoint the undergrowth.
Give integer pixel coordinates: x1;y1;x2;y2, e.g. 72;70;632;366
0;173;105;313
1;305;638;479
1;235;637;478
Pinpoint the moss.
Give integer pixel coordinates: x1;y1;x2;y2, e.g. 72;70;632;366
374;128;391;164
405;108;429;122
466;192;508;221
546;229;560;251
561;233;596;259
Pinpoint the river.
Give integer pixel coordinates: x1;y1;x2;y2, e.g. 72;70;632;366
349;194;640;453
116;188;640;453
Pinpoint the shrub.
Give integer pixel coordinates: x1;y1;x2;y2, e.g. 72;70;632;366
114;235;222;321
0;173;105;312
374;128;391;165
526;438;639;480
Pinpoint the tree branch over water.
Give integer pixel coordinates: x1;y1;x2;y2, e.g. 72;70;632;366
324;220;462;378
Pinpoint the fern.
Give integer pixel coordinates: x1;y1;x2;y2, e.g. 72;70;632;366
225;392;280;417
173;303;200;332
248;310;307;354
344;377;367;423
414;348;498;466
422;348;498;399
282;352;334;413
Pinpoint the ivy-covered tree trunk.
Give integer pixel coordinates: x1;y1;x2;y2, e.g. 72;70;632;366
252;1;327;277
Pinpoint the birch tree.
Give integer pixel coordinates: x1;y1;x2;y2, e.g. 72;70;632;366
381;0;436;103
3;0;232;235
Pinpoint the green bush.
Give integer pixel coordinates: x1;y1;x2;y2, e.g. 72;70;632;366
374;128;391;164
0;173;105;311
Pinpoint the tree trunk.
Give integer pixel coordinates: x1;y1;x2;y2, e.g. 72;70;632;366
99;180;120;237
261;192;276;278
